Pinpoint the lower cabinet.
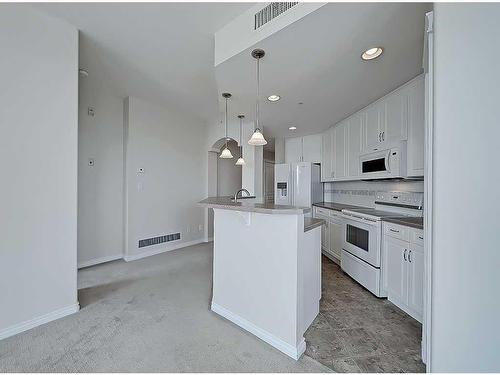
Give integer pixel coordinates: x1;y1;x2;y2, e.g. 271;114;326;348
329;216;343;261
382;223;424;323
313;207;344;264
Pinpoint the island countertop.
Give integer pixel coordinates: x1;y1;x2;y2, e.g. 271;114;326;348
198;197;310;215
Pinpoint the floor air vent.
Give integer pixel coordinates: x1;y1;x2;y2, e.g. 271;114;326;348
254;2;298;30
139;233;181;248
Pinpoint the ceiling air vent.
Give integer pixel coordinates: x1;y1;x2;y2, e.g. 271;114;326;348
254;2;299;30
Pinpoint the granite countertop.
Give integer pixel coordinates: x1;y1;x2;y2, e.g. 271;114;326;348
198;197;311;215
382;216;424;230
313;202;365;212
304;217;324;232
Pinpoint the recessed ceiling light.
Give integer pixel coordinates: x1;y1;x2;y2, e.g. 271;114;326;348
268;95;280;102
361;47;383;61
289;126;297;130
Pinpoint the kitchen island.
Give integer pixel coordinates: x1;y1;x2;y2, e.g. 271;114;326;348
198;197;323;359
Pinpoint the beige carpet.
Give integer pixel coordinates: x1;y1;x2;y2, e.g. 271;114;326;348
0;242;331;372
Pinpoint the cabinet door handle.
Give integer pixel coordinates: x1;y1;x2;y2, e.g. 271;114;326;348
408;250;412;263
418;235;423;240
403;249;407;261
378;132;381;142
390;228;400;233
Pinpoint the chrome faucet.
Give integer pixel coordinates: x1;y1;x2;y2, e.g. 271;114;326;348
233;188;250;202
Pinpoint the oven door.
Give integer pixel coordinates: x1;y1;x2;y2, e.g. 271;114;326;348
342;215;381;268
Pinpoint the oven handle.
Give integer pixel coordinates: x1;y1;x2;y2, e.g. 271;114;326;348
384;150;391;172
342;214;379;226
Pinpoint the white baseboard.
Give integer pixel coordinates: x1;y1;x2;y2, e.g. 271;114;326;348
211;302;306;360
78;254;123;269
124;238;205;262
206;237;213;243
0;303;80;341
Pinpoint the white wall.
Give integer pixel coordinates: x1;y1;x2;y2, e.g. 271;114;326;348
431;4;500;371
123;97;207;260
77;56;124;268
217;140;242;196
274;137;285;164
0;5;79;337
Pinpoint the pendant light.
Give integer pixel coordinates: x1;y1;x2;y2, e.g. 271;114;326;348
235;115;246;166
220;93;233;159
248;49;268;146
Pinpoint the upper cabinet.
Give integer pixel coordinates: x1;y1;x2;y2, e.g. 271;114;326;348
347;114;363;179
406;76;425;177
302;134;322;163
333;121;347;180
285;137;303;163
322;74;425;182
321;127;334;181
285;134;322;164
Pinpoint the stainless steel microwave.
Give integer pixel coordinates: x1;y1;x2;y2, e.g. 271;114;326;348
359;143;406;180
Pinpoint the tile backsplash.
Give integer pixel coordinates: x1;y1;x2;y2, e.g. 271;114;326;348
323;180;424;208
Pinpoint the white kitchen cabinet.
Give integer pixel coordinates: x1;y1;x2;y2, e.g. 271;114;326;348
321;128;334;182
384;88;408;145
329;215;343;262
408;243;424;315
285;135;321;163
302;134;322;163
333;121;347;180
364;104;384;152
382;222;424;323
317;74;424;182
384;236;408;306
285;137;303;163
347;114;363;178
406;75;425;177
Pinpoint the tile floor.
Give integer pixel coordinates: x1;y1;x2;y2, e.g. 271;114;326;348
304;256;425;373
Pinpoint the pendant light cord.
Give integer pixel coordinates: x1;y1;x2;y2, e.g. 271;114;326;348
255;57;260;131
239;117;243;157
225;97;228;140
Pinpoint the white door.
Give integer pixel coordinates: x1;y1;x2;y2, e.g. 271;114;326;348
333;122;347;179
329;216;343;260
347;115;362;178
293;162;311;207
384;89;407;144
364;105;382;151
285;137;302;163
407;76;425;177
408;243;424;319
321;128;333;181
302;134;322;163
384;236;408;304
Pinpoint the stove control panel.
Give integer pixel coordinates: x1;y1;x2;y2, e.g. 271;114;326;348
375;191;423;209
